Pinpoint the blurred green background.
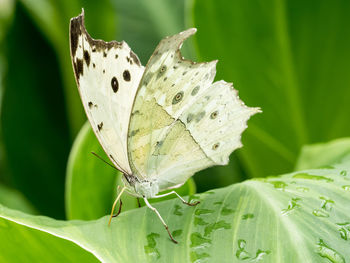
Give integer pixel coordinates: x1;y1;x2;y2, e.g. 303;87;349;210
0;0;350;220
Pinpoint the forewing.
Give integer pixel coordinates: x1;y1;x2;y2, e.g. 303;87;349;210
128;28;259;190
70;11;144;174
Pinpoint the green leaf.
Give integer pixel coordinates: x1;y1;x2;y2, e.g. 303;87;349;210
3;152;350;261
113;0;191;64
191;0;350;178
1;6;71;218
0;184;37;214
19;0;117;136
66;122;196;220
0;213;99;262
296;138;350;171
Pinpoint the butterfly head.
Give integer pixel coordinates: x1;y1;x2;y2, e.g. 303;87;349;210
134;180;159;198
121;174;159;198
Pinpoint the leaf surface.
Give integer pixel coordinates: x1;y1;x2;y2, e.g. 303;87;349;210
3;144;350;262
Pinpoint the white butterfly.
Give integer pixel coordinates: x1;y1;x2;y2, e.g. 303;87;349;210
70;10;260;243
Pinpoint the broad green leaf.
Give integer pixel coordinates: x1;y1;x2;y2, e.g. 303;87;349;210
1;6;71;218
113;0;190;64
191;0;350;178
66;122;196;220
19;0;117;136
0;0;15;180
0;213;98;262
3;154;350;262
296;138;350;171
0;184;36;214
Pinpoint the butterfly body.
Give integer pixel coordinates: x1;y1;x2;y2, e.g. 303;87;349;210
70;10;259;242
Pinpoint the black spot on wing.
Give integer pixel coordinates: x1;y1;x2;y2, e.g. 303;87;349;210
88;102;93;108
83;50;90;66
93;63;96;68
187;113;194;123
98;122;103;131
157;65;167;79
172;91;184;105
123;70;131;81
212;143;220;150
70;12;123;56
74;58;84;80
191;86;200;96
130;51;141;66
111;77;119;93
195;111;205;122
210;111;218;119
69;16;82;58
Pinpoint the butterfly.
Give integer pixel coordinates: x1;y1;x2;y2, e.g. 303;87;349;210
70;10;260;243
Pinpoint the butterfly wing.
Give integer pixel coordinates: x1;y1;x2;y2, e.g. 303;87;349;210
70;11;144;174
128;29;259;191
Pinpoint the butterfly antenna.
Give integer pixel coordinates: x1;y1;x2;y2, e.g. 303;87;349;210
91;152;119;171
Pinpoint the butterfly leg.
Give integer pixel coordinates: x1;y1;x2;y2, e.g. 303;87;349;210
112;199;123;218
154;191;200;206
108;186;126;226
137;198;141;208
143;198;178;244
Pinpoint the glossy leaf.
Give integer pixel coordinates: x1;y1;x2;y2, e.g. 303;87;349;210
2;150;350;262
19;0;117;136
1;6;70;218
0;184;36;214
296;138;350;171
191;0;350;178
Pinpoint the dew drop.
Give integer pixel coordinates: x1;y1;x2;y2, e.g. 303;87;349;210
173;204;183;216
236;239;251;260
204;220;231;237
292;173;333;182
190;232;211;248
320;196;334;211
172;229;183;238
144;233;160;259
190;251;210;263
195;208;214;215
340;170;347;176
221;207;235;216
281;198;301;215
268;181;287;190
336;222;350;240
317;239;345;263
312;209;329;218
342;185;350;191
296;186;309;192
188;195;201;203
252;249;271;262
242;213;254;220
194;217;208;226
